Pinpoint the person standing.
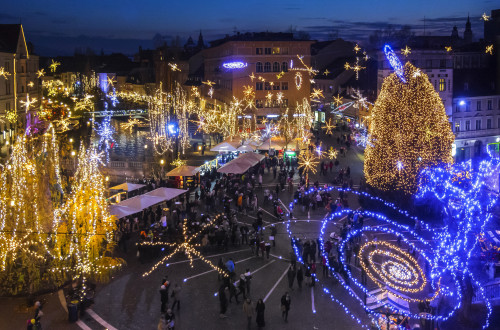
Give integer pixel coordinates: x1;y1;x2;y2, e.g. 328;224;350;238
296;265;304;289
159;284;169;313
165;309;175;329
242;298;254;329
287;265;296;290
237;274;247;301
265;241;271;259
280;292;291;322
245;269;253;297
219;285;228;318
255;298;265;329
170;283;181;310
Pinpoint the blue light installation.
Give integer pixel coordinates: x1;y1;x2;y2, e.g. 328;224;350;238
383;45;406;83
94;113;115;163
222;61;248;69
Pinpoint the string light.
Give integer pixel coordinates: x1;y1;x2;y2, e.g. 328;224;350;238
445;46;452;52
485;45;493;55
168;63;181;71
481;13;490;21
120;118;142;132
295;72;302;90
170;157;186;167
401;46;411;57
0;67;10;79
36;69;45;78
49;59;61;73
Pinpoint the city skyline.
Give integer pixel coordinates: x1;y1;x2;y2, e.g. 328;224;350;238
0;0;496;56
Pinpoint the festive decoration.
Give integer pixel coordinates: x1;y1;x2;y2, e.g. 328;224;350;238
323;119;335;135
120;118;142;132
298;150;318;181
383;45;406;83
310;88;324;101
20;94;37;112
49;59;61;73
36;69;45;78
168;63;181;71
344;44;366;80
94;114;115;162
142;217;228;277
295;72;302;90
445;46;452;52
401;46;411;57
0;67;10;79
327;147;338;160
481;12;490;21
485;44;493;55
170;157;186;167
333;94;343;107
222;61;248;69
364;61;454;193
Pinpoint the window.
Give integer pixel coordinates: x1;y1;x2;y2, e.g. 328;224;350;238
455;122;460;132
477;101;481;111
281;62;288;72
282;99;288;107
281;82;288;90
20;65;24;73
21;85;24;93
5;81;10;95
476;120;481;130
487;119;492;129
440;59;446;68
256;48;263;55
273;83;280;90
439;78;445;92
466;102;471;112
272;47;280;55
256;62;263;72
426;60;432;68
465;120;470;131
256;82;263;90
264;48;271;55
4;62;9;71
264;82;271;90
255;99;263;108
5;102;10;111
464;82;469;91
273;62;280;72
264;62;271;72
487;100;492;110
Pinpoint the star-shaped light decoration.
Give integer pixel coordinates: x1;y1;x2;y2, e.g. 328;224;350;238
276;71;285;79
481;13;490;21
298;150;319;175
0;67;11;79
344;62;351;70
168;63;181;71
120;118;142;132
49;59;61;72
208;87;214;98
333;94;343;107
311;88;324;100
28;81;34;88
324;118;335;135
354;44;361;53
412;69;422;78
55;118;72;132
401;46;411;57
323;69;330;76
243;85;255;99
265;92;273;106
327;148;339;160
191;86;200;97
36;69;45;78
171;156;187;167
20;94;37;112
485;45;494;55
445;46;452;52
142;216;229;277
249;72;256;81
276;92;284;105
107;76;117;88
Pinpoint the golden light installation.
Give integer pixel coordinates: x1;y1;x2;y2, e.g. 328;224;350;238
298;150;319;182
107;76;116;88
485;44;494;55
324;119;335;135
36;69;45;78
168;63;181;71
311;88;324;100
28;81;34;88
323;69;330;76
171;156;187;167
202;80;215;87
364;62;454;194
55;118;72;133
401;46;411;57
445;46;452;52
142;216;229;277
52;148;123;282
327;147;339;160
49;59;61;72
20;94;37;112
333;94;343;107
481;12;490;21
120;118;141;132
0;67;10;79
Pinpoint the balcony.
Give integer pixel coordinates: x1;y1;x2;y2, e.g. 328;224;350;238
455;128;500;139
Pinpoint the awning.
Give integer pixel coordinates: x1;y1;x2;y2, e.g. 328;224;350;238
145;188;188;200
109;205;142;218
237;144;256;152
109;182;146;192
210;141;239;152
237;152;265;165
118;194;165;210
217;161;252;174
166;165;200;177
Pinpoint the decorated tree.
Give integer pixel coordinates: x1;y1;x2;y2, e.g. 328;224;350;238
52;147;123;284
364;56;454;194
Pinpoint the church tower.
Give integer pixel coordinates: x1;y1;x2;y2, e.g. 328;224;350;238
464;15;473;44
197;31;205;49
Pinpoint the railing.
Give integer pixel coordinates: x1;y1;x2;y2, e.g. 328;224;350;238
472;279;500;304
87;109;148;118
455;128;500;139
60;159;153;174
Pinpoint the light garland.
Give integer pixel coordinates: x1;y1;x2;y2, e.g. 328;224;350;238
120;118;142;132
295;72;302;90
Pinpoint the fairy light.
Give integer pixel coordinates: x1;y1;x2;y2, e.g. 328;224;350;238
36;69;45;78
168;63;181;71
481;13;490;21
364;61;454;194
311;88;324;100
142;216;229;277
485;45;493;55
0;67;10;79
20;94;37;112
120;118;142;132
445;46;452;52
327;147;338;160
401;46;411;57
170;157;186;167
333;94;343;107
294;72;303;90
49;59;61;73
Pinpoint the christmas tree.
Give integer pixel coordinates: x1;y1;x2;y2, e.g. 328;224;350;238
364;62;454;194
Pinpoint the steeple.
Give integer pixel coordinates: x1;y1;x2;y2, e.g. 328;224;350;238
197;30;205;49
464;14;473;44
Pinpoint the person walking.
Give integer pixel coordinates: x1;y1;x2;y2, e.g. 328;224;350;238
245;269;253;296
287;265;296;290
243;298;254;329
296;265;304;289
256;298;265;329
159;284;169;313
237;274;247;301
170;283;181;310
280;292;291;322
219;285;228;318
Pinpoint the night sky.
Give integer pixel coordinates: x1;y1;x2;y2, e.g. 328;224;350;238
1;0;496;56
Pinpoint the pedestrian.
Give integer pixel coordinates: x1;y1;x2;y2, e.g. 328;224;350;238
280;292;291;322
270;226;277;247
226;258;235;278
159;284;169;313
219;285;228;318
245;269;253;296
170;283;181;310
287;265;296;289
237;274;247;300
165;309;175;329
296;265;304;289
228;278;239;304
256;298;265;329
243;298;254;329
265;241;271;259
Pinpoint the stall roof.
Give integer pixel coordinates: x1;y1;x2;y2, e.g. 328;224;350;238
109;205;142;218
109;182;146;192
166;165;200;177
145;188;188;200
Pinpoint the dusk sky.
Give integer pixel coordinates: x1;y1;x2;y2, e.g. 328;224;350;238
1;0;496;56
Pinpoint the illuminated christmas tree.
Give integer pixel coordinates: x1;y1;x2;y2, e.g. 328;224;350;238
52;147;123;283
364;61;454;194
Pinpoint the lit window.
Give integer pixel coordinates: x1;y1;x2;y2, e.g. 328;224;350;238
272;47;280;55
439;78;445;92
455;122;460;132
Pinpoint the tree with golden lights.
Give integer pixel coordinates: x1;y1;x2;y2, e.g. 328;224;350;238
364;62;454;194
52;147;123;283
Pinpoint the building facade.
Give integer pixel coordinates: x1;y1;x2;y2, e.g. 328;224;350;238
194;32;314;118
0;24;40;157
